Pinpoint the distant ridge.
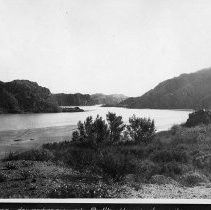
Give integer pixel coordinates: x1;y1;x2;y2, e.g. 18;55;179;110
52;93;128;106
91;93;128;105
0;79;129;113
119;68;211;110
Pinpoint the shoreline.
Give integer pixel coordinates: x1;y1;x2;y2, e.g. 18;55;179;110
0;125;77;159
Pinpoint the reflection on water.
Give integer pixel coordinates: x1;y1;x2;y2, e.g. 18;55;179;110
0;105;192;132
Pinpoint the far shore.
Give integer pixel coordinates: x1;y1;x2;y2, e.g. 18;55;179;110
0;125;77;159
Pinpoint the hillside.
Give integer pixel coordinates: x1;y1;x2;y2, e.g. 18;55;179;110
53;93;93;106
91;93;128;105
119;68;211;109
53;93;128;106
0;80;60;113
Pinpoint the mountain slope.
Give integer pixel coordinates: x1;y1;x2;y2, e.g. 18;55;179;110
91;93;128;105
120;68;211;109
0;80;60;113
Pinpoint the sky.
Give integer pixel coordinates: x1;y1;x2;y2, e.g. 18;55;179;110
1;0;211;97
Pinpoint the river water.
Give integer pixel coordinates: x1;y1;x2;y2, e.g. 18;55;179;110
0;106;192;132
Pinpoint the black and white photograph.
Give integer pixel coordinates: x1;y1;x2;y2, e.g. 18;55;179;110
1;0;211;204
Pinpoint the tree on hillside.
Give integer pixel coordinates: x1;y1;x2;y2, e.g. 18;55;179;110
127;115;155;144
106;112;126;143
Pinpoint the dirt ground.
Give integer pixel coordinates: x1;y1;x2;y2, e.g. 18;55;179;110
0;160;211;199
119;183;211;199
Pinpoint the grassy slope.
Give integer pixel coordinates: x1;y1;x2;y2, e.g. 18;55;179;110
1;124;211;198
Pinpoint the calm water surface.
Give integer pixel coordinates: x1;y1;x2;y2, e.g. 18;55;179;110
0;106;192;132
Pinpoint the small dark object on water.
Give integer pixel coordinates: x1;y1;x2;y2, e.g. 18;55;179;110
30;138;35;141
14;139;22;142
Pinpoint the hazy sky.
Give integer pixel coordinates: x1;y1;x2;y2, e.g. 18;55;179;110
1;0;211;96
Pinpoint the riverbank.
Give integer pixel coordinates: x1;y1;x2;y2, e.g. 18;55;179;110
2;110;211;198
0;125;76;159
1;121;211;198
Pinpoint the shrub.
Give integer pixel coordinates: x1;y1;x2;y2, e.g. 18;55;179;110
72;115;109;147
149;175;177;185
93;115;110;145
19;160;34;167
0;172;7;182
97;150;136;181
5;162;18;170
3;151;16;161
72;130;80;142
162;162;185;177
192;151;211;170
127;115;156;144
4;149;54;161
20;169;33;180
64;148;98;169
151;149;189;164
181;172;208;186
172;126;206;144
143;140;163;156
43;140;72;151
134;159;161;181
118;145;145;159
48;182;112;198
170;125;182;135
106;112;126;143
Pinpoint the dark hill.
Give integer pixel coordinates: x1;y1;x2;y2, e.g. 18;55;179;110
0;80;60;113
119;68;211;110
53;93;93;106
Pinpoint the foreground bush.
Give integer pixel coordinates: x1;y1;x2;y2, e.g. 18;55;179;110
72;113;156;146
149;175;177;185
72;115;109;147
5;162;18;170
63;147;98;169
127;115;155;144
0;172;7;182
97;149;136;181
134;159;161;181
151;149;189;164
181;172;208;186
161;162;187;177
171;125;206;144
106;112;126;143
